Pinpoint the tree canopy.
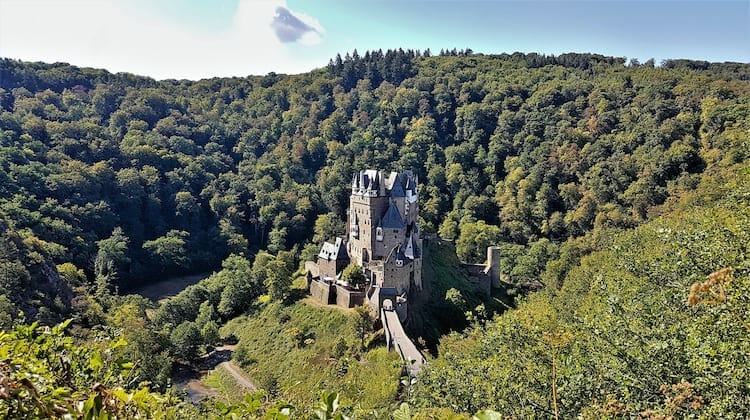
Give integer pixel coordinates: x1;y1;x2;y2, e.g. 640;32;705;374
0;51;748;417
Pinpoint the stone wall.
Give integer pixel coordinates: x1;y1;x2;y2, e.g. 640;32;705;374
376;227;406;259
317;257;338;280
382;263;412;293
335;285;366;308
310;280;335;305
304;261;320;278
487;246;501;288
412;255;422;290
462;264;491;296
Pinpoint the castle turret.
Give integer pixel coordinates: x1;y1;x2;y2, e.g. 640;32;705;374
346;169;422;294
487;246;501;288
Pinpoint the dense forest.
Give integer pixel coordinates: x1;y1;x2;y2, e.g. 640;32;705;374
1;51;748;417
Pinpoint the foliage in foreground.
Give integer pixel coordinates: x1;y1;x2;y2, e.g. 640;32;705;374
0;317;501;419
0;319;334;419
0;320;194;419
412;164;750;418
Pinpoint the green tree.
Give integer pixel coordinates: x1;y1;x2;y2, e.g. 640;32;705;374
201;321;220;347
313;212;345;244
170;321;202;360
56;262;86;286
195;300;218;328
142;230;190;273
445;288;468;313
456;220;502;263
341;263;366;288
0;294;17;329
94;227;130;284
353;305;374;350
0;260;30;292
265;259;293;301
217;281;244;318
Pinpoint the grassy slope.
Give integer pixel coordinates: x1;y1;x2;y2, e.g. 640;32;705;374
215;241;511;412
221;297;401;416
203;365;250;403
408;239;509;354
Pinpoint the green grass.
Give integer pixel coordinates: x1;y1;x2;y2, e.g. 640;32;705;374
203;365;250;403
221;298;402;416
214;241;506;412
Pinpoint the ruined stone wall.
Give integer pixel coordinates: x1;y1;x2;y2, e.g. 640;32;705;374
487;246;501;288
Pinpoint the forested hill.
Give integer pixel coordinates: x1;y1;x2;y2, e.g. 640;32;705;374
1;51;749;321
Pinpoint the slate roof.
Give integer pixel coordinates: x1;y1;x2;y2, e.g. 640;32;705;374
390;181;405;197
404;233;418;259
381;203;405;229
318;237;348;260
384;243;411;267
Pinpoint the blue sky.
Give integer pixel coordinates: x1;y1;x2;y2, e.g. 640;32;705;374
1;0;747;80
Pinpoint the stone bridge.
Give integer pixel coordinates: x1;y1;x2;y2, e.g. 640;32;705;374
381;299;425;376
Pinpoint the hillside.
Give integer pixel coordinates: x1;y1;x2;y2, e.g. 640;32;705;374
1;52;748;417
2;52;748;302
221;299;401;415
413;162;750;417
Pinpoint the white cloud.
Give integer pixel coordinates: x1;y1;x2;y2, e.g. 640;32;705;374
0;0;327;80
270;5;324;45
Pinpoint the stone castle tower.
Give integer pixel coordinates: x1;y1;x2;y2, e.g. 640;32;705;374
347;169;422;294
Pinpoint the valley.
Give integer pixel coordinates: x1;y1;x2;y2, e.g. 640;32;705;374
1;51;748;418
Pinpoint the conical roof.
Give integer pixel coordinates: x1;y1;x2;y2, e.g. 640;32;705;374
390;182;405;197
381;202;405;229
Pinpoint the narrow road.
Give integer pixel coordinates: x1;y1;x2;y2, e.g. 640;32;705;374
219;361;257;391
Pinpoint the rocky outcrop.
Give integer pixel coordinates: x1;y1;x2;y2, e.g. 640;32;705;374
0;220;73;323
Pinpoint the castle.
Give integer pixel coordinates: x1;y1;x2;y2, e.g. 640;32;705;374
307;170;422;314
305;169;498;375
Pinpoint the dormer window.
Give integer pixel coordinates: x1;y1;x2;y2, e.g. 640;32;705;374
376;227;383;241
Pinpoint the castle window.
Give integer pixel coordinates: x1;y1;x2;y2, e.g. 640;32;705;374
395;259;404;267
376;227;383;241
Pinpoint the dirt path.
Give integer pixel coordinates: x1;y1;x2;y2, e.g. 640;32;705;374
180;379;217;401
219;361;257;391
173;346;258;403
